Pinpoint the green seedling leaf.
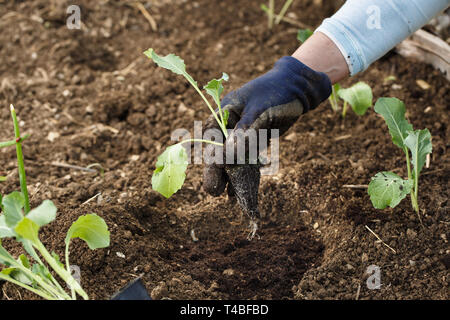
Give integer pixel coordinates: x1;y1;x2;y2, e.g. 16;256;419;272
223;109;229;127
374;97;413;149
144;48;197;87
0;267;14;275
2;191;25;228
0;215;15;238
65;214;110;250
8;255;33;285
405;129;432;179
32;263;52;281
297;28;313;43
20;239;40;262
0;242;15;266
329;83;341;111
368;172;413;209
152;144;189;198
204;73;229;108
51;251;65;269
14;217;39;243
145;48;227;137
337;82;373;115
3;268;32;285
26;200;57;227
0;176;6;182
19;254;30;269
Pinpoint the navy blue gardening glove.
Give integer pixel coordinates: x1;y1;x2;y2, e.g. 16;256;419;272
203;56;332;196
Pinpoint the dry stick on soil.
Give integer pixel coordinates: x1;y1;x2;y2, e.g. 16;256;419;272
355;283;361;300
268;0;275;29
270;12;311;29
81;193;102;206
2;288;11;300
365;225;397;254
342;184;368;189
135;1;157;31
275;0;295;25
50;161;97;173
334;134;352;141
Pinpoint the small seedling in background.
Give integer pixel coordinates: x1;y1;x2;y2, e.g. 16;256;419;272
0;105;110;300
261;0;295;29
327;82;373;117
86;163;105;178
328;83;341;112
297;28;313;43
368;97;432;214
337;82;373;117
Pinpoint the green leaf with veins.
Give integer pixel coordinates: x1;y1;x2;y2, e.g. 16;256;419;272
204;73;229;109
337;82;373;115
297;28;313;43
26;200;57;227
14;217;39;243
152;144;189;198
19;254;30;269
65;214;110;250
405;129;432;179
144;48;227;137
368;172;413;209
2;191;24;228
374;97;413;149
144;48;197;87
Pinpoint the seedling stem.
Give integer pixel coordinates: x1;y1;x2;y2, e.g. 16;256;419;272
10;105;30;214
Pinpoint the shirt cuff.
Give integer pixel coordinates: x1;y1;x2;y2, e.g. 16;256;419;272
315;18;367;76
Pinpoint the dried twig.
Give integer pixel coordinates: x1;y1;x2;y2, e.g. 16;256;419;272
342;184;368;189
135;1;157;31
271;12;311;29
355;283;361;300
334;134;352;141
365;225;396;254
316;152;331;162
2;288;11;300
81;193;102;206
50;161;97;173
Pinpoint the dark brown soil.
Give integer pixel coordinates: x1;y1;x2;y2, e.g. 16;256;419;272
0;0;448;300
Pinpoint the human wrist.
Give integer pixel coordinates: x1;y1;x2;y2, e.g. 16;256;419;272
292;31;349;84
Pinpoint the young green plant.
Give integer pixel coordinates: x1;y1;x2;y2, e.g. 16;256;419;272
0;105;110;300
368;97;432;214
261;0;295;29
297;28;313;43
328;82;373;117
144;49;229;198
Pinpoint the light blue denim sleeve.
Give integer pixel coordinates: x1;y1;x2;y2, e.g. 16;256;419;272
315;0;450;75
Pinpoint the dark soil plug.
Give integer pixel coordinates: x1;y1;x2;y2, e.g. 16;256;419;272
225;163;261;239
225;164;260;220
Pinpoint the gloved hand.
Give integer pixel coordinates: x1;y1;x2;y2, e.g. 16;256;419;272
203;56;332;197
